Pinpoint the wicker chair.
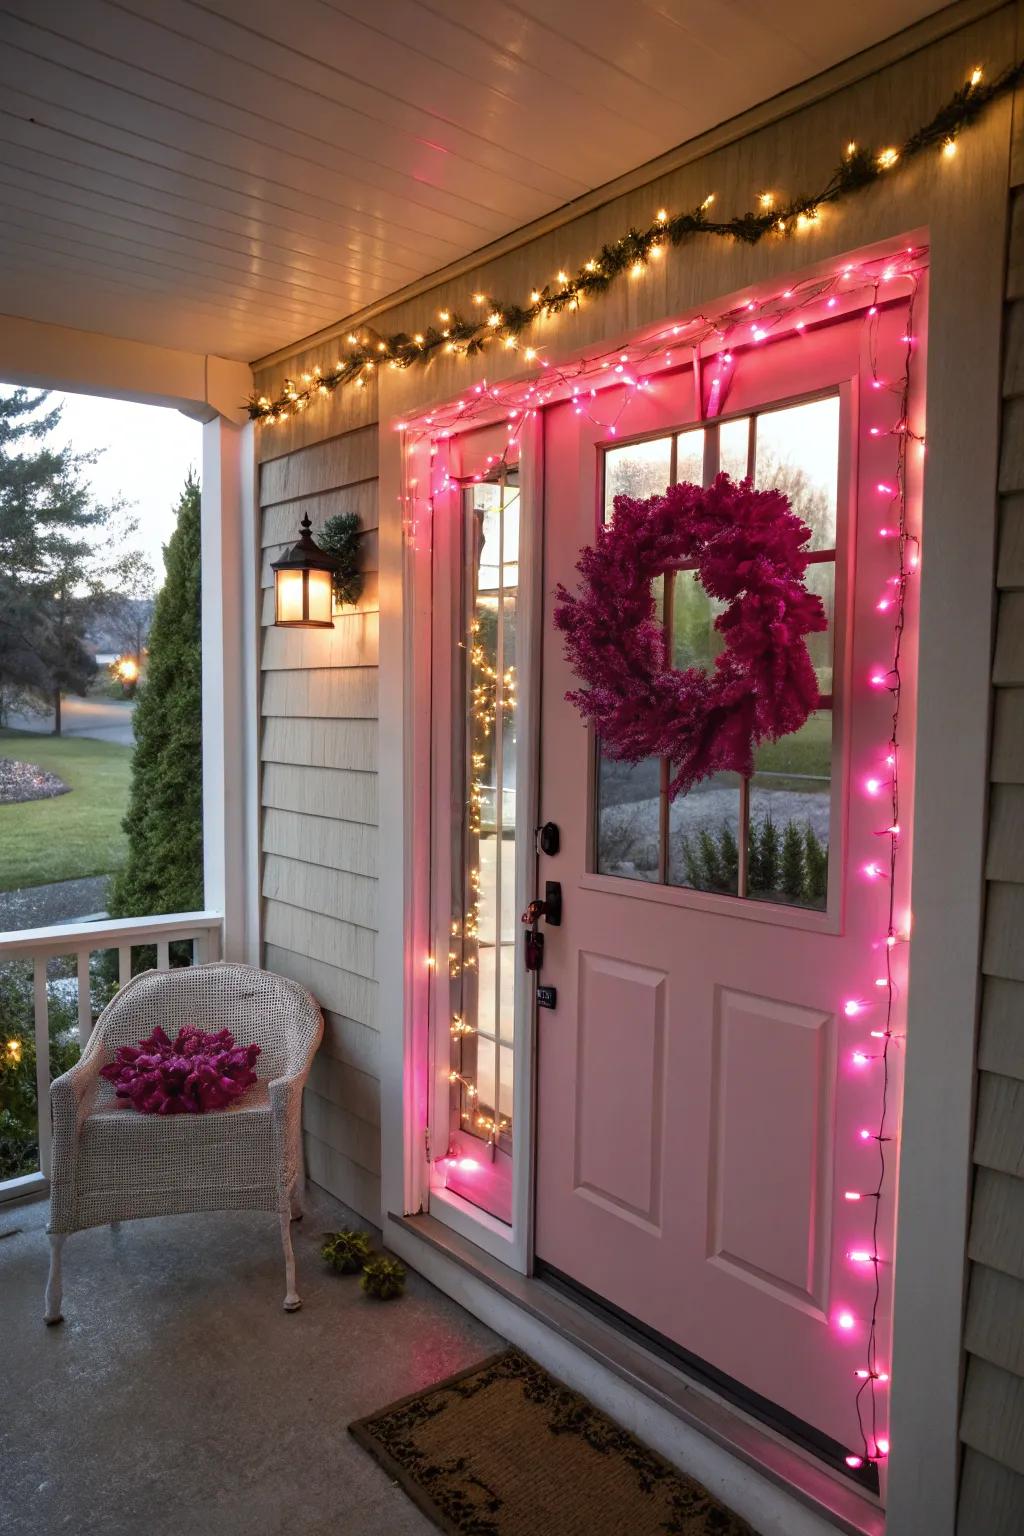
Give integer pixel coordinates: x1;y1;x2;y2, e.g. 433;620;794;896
44;962;323;1323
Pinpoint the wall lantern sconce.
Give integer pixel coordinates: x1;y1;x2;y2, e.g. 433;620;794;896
271;514;338;628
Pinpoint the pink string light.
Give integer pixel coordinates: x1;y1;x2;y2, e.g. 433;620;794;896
845;276;921;1472
417;249;924;1480
404;250;926;467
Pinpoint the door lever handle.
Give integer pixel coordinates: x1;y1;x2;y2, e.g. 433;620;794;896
521;881;562;928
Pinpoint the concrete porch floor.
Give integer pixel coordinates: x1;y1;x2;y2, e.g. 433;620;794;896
1;1185;500;1536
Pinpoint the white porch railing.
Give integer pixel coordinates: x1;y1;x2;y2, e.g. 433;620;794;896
0;912;223;1201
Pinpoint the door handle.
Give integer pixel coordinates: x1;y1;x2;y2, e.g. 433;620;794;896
521;881;562;928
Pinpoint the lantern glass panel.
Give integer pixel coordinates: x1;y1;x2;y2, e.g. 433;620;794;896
306;567;333;626
276;567;305;624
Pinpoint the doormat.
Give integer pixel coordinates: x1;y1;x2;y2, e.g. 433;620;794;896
349;1348;754;1536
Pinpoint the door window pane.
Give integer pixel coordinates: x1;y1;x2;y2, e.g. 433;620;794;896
804;562;835;696
605;436;672;514
719;416;750;481
675;428;705;487
596;753;661;881
748;712;832;910
594;392;839;914
669;772;742;892
754;398;839;551
672;568;726;671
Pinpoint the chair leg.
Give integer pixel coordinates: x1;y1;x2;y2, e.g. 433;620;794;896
289;1178;303;1221
280;1211;301;1312
44;1234;66;1325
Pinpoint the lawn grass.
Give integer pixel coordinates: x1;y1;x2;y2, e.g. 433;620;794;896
0;729;132;891
754;711;832;785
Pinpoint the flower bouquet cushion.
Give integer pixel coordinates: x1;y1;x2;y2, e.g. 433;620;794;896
99;1025;261;1115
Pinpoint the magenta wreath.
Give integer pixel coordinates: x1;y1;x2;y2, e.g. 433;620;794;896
554;474;827;798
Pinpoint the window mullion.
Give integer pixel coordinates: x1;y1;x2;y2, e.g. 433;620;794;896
737;776;751;898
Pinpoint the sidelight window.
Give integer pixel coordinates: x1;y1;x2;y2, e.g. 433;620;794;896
448;474;520;1160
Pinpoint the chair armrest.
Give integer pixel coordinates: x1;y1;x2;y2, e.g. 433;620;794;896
48;1033;108;1233
50;1031;106;1128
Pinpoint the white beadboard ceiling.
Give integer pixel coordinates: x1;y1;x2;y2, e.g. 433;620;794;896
0;0;951;364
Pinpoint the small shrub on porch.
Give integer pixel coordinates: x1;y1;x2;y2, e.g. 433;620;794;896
361;1255;407;1300
320;1228;373;1274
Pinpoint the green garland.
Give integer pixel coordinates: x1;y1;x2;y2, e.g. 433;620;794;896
250;62;1021;426
317;512;363;606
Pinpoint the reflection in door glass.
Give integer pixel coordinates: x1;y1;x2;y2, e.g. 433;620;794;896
668;771;742;892
749;712;832;909
604;436;672;513
598;435;675;871
755;397;839;551
450;476;519;1172
596;754;661;881
675;428;704;487
804;563;835;696
672;568;726;670
719;416;750;482
594;394;839;913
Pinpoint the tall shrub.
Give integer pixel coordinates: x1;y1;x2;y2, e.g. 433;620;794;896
109;472;202;916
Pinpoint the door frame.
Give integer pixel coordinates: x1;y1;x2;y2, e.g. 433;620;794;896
378;224;1002;1532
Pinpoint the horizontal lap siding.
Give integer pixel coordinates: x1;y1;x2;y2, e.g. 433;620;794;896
958;180;1024;1532
258;421;382;1223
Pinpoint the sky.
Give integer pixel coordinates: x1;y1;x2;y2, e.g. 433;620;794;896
6;386;202;586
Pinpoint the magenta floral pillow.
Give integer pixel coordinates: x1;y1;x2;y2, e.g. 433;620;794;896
99;1025;261;1115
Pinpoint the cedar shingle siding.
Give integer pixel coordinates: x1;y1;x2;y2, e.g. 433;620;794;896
956;181;1024;1533
257;418;382;1223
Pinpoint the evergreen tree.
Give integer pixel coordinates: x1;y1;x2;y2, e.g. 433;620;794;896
781;821;806;901
758;816;780;893
717;822;740;892
0;387;144;731
697;827;723;891
804;825;829;905
109;473;203;916
746;817;764;892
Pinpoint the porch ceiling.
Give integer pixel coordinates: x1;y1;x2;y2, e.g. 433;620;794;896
0;0;951;365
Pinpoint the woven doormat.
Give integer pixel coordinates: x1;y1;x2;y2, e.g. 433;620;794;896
349;1349;754;1536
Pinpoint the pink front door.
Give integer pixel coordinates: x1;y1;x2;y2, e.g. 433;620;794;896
534;300;917;1477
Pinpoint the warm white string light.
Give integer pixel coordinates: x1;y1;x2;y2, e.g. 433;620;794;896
251;63;1000;428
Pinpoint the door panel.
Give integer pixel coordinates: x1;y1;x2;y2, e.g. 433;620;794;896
709;988;834;1313
534;303;914;1470
574;953;667;1231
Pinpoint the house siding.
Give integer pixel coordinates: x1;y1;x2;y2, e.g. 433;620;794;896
956;180;1024;1533
257;396;383;1222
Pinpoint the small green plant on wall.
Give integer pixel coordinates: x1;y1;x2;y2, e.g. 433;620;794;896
317;513;363;608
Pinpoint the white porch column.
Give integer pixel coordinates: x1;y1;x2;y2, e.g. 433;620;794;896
201;415;261;965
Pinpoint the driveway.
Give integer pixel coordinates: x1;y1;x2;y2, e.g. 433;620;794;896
5;696;135;747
